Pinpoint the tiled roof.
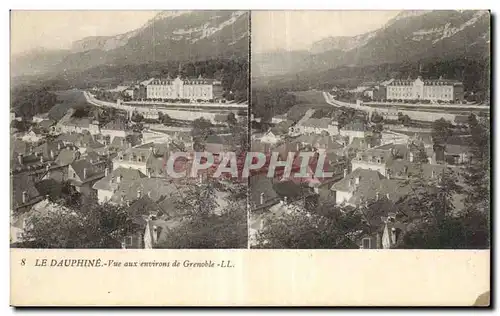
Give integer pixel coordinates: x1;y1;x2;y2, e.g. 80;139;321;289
127;195;165;217
11;173;41;209
342;121;367;132
55;148;79;166
271;120;294;135
38;119;55;129
387;78;463;86
273;180;312;200
111;178;182;204
103;120;128;131
250;174;278;207
69;159;104;183
92;167;146;191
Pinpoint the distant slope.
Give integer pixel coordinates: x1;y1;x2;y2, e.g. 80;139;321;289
253;10;490;77
11;10;249;77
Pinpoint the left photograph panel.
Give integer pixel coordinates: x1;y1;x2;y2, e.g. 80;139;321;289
10;10;250;249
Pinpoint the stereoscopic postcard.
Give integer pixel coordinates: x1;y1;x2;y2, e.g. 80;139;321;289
9;9;491;306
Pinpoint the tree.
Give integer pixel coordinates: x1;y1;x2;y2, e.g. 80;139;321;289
371;111;384;124
398;113;411;126
191;118;214;148
464;116;490;214
18;201;135;248
158;112;172;125
394;168;489;249
254;202;366;249
175;178;219;218
226;112;237;127
431;118;454;145
131;111;144;123
156;200;247;249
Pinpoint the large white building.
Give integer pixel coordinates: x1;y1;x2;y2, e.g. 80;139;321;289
386;76;464;102
146;76;223;101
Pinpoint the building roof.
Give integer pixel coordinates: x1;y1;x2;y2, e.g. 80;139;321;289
38;119;55;129
250;174;278;207
127;195;165;217
271;120;295;135
342;121;367;132
149;76;221;86
55;148;79;166
69;159;104;183
11;173;41;209
111;178;181;204
34;140;66;160
92;167;146;191
103;120;128;131
331;168;413;205
273;180;311;200
387;77;463;86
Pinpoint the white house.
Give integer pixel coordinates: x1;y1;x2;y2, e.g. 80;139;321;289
21;130;43;143
260;130;281;145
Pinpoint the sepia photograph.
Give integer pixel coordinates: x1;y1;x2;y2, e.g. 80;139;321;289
10;10;249;249
250;10;491;250
7;7;492;307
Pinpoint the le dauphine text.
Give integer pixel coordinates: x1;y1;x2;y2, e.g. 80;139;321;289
23;258;234;268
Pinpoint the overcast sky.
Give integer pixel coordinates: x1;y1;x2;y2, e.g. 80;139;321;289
11;11;400;55
11;11;159;55
252;11;400;53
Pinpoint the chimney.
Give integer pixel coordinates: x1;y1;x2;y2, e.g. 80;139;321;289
40;156;44;163
391;227;397;244
343;168;348;178
58;143;61;150
22;191;27;204
386;170;391;179
376;192;380;201
148;170;152;178
431;170;436;179
260;192;265;205
152;226;158;243
137;190;142;199
17;153;23;165
117;175;122;183
129;142;132;148
283;196;288;205
409;152;414;162
147;191;151;198
355;177;360;185
50;150;55;159
83;168;87;179
386;193;390;200
105;168;109;177
46;165;50;172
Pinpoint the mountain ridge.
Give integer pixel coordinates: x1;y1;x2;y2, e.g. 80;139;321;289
12;10;249;77
253;10;490;78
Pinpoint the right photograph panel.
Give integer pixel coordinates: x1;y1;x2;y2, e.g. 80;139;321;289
249;10;491;249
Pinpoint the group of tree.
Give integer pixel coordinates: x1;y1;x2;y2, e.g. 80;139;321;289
262;57;490;104
11;84;57;119
251;88;297;121
17;199;134;248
